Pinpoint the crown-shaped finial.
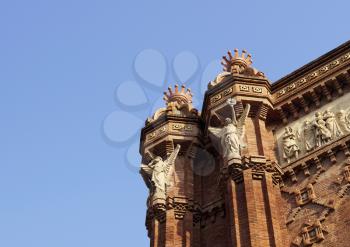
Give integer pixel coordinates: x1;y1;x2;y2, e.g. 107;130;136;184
221;49;253;73
163;84;193;105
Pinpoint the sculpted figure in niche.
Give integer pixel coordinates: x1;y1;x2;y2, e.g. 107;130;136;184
314;111;332;147
303;120;316;152
282;127;300;163
337;110;350;133
140;144;180;206
323;109;343;139
208;98;250;161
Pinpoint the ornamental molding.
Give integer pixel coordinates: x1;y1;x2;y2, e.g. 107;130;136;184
274;51;350;102
145;196;225;230
218;155;283;186
208;83;271;108
144;121;200;146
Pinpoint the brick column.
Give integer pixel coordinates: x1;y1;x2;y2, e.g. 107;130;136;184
225;166;287;247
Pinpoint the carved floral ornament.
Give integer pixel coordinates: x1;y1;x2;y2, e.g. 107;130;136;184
278;99;350;165
276;52;350;99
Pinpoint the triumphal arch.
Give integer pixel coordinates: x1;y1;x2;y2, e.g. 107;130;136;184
139;41;350;246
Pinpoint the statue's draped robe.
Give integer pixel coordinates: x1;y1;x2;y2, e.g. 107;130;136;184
338;111;350;133
324;112;343;139
152;160;166;196
221;123;240;159
314;119;332;147
303;123;315;151
282;132;299;160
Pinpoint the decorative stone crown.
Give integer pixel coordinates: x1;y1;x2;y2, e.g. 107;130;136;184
221;49;252;73
208;49;266;89
146;84;197;124
163;84;193;105
220;49;265;78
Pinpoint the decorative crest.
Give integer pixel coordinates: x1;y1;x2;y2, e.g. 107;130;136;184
221;49;252;73
219;49;265;78
147;84;198;124
163;84;193;105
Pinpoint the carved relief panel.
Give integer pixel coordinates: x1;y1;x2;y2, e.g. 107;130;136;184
275;93;350;166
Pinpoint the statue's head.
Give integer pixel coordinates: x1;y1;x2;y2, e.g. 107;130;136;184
225;118;232;125
315;111;321;118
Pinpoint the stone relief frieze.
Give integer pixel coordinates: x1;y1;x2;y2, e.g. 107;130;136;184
276;93;350;166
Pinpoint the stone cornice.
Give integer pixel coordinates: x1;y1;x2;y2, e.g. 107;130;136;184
139;114;201;154
272;40;350;91
200;75;273;133
273;51;350;103
202;75;272;113
272;40;350;103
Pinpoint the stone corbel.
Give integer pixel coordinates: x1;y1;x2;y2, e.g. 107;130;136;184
312;157;323;171
287;168;298;183
341;144;350;157
301;163;310;176
168;197;192;220
326;150;337;164
298;96;309;113
320;84;332;102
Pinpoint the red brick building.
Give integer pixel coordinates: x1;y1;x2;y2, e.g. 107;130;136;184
139;41;350;246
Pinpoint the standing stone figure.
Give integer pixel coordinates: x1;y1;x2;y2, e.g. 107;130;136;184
282;127;300;163
337;110;350;133
303;119;315;152
323;109;343;139
314;111;332;147
208;98;251;161
140;144;181;206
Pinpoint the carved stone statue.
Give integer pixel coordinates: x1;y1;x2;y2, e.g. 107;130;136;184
314;111;332;147
323;109;343;139
303;120;315;152
208;98;250;161
140;144;181;206
282;127;300;163
337;110;350;133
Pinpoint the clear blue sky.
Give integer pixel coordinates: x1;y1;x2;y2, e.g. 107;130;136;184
0;0;349;246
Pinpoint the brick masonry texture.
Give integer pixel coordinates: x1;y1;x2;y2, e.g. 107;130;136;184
140;41;350;246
